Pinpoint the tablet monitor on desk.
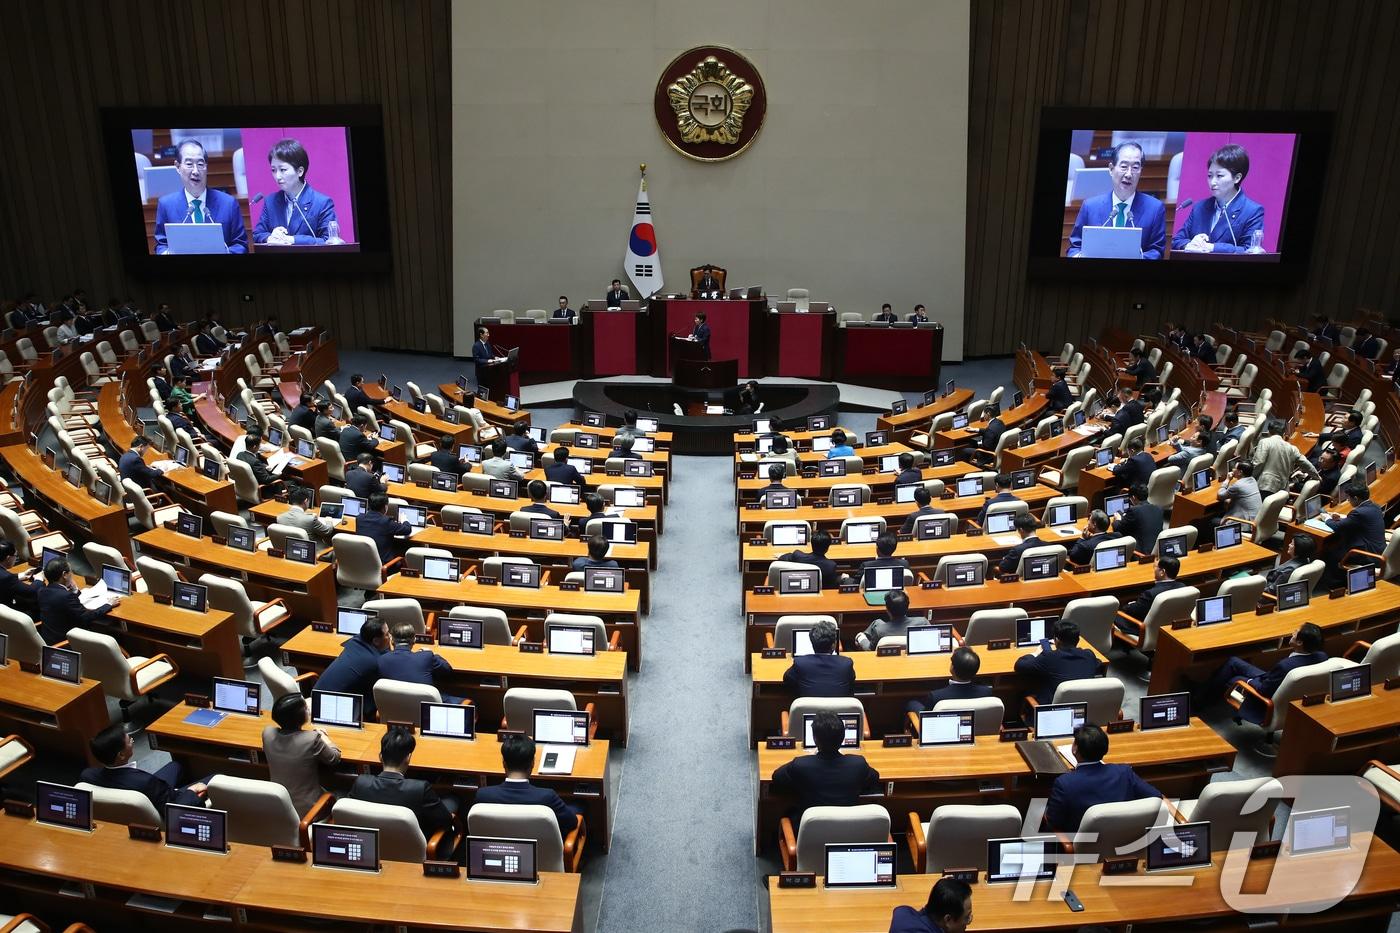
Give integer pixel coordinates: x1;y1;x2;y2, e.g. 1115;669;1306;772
1140;692;1190;730
174;445;192;468
1195;595;1232;626
1015;616;1053;647
891;399;908;415
894;483;919;504
878;455;900;474
227;525;256;552
919;710;975;746
599;521;638;544
101;563;132;597
906;624;955;655
438;616;482;649
986;836;1064;884
574;433;600;449
35;782;93;832
176;511;203;538
295;438;317;459
533;709;590;746
212;677;260;716
633;417;658;434
755;435;775;455
923;390;938;406
431;471;458;492
41;645;81;684
502;562;541;589
769;523;808;547
1214;522;1242;550
863;567;905;593
1010;468;1035;490
914;515;954;540
1287;806;1351;856
488;479;519;500
199;457;222;481
1033;702;1086;740
624;459;653;477
39;546;66;575
172;581;207;613
944;380;956;398
467;837;538;884
803;712;861;749
1023;553;1061;581
1094;448;1114;467
779;568;821;595
165;803;228;854
823;842;897;888
1103;493;1130;518
508;451;534;471
613;487;645;508
529;518;565;541
311;690;363;729
1347;564;1377;595
1331;664;1371;702
820;459;848;477
1093;544;1128;572
458;445;483;464
1277;580;1310;611
584;567;624;593
420;701;475;740
752;418;773;435
91;478;114;505
396;505;427;529
548;624;597;656
792;627;840;656
807;415;830;431
1159;535;1188;559
380;462;405;484
931;450;955;467
846;521;882;545
985;511;1016;534
461;513;493;536
378;424;397;442
341;497;366;518
945;561;984;588
1072;409;1088;428
422;556;460;583
811;435;833;452
950;414;969;430
1155;425;1170;445
829;488;860;508
955;477;983;497
1046;504;1075;527
865;431;888;447
766;489;797;510
1146;822;1211;872
1301;494;1322;521
548;484;580;505
285;538;317;564
1017;428;1035;449
1189;468;1212;492
583;412;605;428
311;823;379;873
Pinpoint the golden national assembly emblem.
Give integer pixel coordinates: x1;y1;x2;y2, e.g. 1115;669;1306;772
654;47;767;162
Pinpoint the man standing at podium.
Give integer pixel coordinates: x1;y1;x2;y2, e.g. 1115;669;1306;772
153;139;248;255
605;279;629;307
690;311;711;359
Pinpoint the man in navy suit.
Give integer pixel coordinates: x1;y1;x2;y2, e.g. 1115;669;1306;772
1110;438;1156;491
782;620;855;696
429;434;469;478
1112;483;1163;555
1197;623;1328;724
1014;619;1101;705
521;480;562;521
1067;510;1113;566
894;452;923;489
1118;555;1185;624
908;647;994;713
1107;387;1146;436
778;529;841;590
605;280;629;307
153;139;247;254
899;486;947;535
318;614;389;718
349;727;457;836
544;447;584;488
475;735;580;835
118;436;162;490
1171;144;1265;254
974;473;1018;527
1045;725;1163;833
252;138;338;245
1294;349;1326;393
345;453;386;500
357;493;413;563
472;325;496;366
997;514;1043;576
80;724;206;810
378;622;457;700
690;312;711;359
1066;140;1167;259
551;296;576;322
1322;481;1386;587
1047;367;1074;412
38;558;120;644
571;535;620;573
769;711;880;829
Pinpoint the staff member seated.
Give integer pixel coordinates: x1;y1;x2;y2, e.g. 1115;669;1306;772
573;493;609;537
262;693;342;818
1045;724;1162;832
605;279;628;307
551;296;575;322
854;589;913;649
521;479;562;520
236;427;286;498
997;514;1042;575
1013;619;1100;705
318;614;390;719
481;439;523;481
907;647;993;714
1196;623;1327;724
344;374;373;416
1107;387;1145;435
1111;438;1155;489
476;734;581;834
81;724;207;810
899;486;946;534
1117;555;1184;624
357;492;413;563
1119;346;1157;388
782;620;854;697
1112;483;1162;555
572;535;620;573
544;447;584;488
1067;510;1113;566
429;434;469;478
1047;367;1073;412
859;533;912;580
966;404;1006;466
872;303;898;324
973;473;1017;526
339;413;380;462
769;710;880;829
345;452;386;500
349;726;458;837
778;529;840;589
118;436;162;490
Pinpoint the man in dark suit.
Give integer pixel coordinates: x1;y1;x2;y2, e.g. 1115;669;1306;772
349;727;457;836
1111;438;1155;490
1322;481;1386;587
236;427;285;498
756;462;789;506
1013;619;1101;705
997;514;1043;576
1356;328;1383;360
1265;534;1317;595
1107;388;1145;436
573;493;609;537
193;326;223;356
1193;333;1217;363
1118;555;1185;623
1166;414;1221;469
859;533;912;581
571;535;620;573
1120;347;1157;388
1311;315;1340;344
344;374;374;416
339;414;379;462
551;296;575;322
317;614;389;719
1045;725;1163;832
1067;510;1113;566
358;493;413;563
504;421;540;457
1197;623;1328;724
118;436;162;490
313;399;339;440
782;620;855;696
873;303;898;324
287;398;316;433
521;480;562;520
1065;141;1167;259
779;529;840;589
899;486;946;535
80;725;206;810
152;139;248;253
1112;483;1163;555
1314;449;1343;497
968;404;1006;466
695;269;721;295
1047;367;1074;412
769;710;880;829
476;735;581;835
908;303;930;324
378;622;455;697
1316;411;1364;455
894;452;922;489
344;453;385;500
0;541;41;611
37;558;120;644
605;279;629;307
690;312;711;359
429;434;469;478
150;364;173;403
974;473;1018;527
1295;349;1326;393
544;447;584;488
908;647;994;713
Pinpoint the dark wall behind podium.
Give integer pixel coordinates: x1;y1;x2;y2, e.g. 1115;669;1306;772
0;0;452;352
965;0;1400;357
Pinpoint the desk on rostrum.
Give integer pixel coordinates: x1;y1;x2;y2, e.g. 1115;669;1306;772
0;817;582;932
0;662;109;763
767;835;1400;933
279;628;630;745
755;719;1233;854
147;701;614;852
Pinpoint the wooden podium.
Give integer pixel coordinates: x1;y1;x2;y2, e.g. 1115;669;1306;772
476;348;520;401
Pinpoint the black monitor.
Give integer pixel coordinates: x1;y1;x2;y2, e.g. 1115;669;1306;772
165;803;229;854
1017;427;1035;448
1015;616;1054;647
778;568;821;594
438;616;483;649
1139;692;1190;730
529;518;565;541
466;836;538;884
986;836;1065;884
584;567;625;593
381;462;405;484
172;581;207;613
807;414;830;431
422;555;460;583
914;515;955;540
802;712;861;749
1103;493;1130;518
547;624;597;656
420;701;475;739
1033;701;1087;740
955;476;984;497
1146;822;1211;872
1330;664;1371;702
101;563;132;597
1094;447;1114;467
501;562;541;589
461;513;493;535
176;511;203;538
285;537;317;564
1347;564;1377;595
918;710;975;746
891;399;908;415
945;561;984;588
431;471;458;491
1277;580;1310;611
0;631;7;666
311;823;380;873
623;459;653;477
1214;521;1243;550
863;566;906;593
1189;468;1212;492
905;624;955;656
766;489;798;509
311;689;363;729
1195;595;1232;626
1022;553;1061;581
226;525;256;552
1159;535;1189;559
574;432;599;449
984;510;1017;535
35;782;93;832
582;411;605;428
823;842;897;888
599;520;638;545
532;709;590;746
820;459;848;477
865;430;888;446
1093;543;1129;571
341;496;367;518
1010;468;1035;489
212;677;260;715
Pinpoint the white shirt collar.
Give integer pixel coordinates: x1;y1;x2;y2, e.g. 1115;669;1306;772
184;187;210;208
1111;191;1136;213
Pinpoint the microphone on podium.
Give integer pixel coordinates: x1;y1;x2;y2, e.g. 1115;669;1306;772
251;193;266;206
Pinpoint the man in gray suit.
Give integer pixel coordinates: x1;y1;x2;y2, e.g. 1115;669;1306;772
480;438;523;481
1251;419;1318;497
1217;460;1261;522
276;486;335;542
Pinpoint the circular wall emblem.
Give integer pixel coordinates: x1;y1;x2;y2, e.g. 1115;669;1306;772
654;46;767;162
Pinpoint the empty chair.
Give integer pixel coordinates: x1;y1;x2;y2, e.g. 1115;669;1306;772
373;679;443;723
468;802;585;873
1076;798;1172;861
267;522;311;553
544;613;615;651
0;606;42;666
1216;574;1267;615
1039;446;1093;491
1177;777;1283;849
332;534;395;591
226;459;263;505
908;804;1025;873
258;656;315;700
779;803;890;872
1152;526;1196;557
0;733;35;783
1362;761;1400;811
962;608;1027;645
1349;630;1400;681
1043;677;1125;724
930;696;1004;736
446;606;518;645
66;627;178;728
482;555;535;580
315;437;347;482
199;574;290;660
134;555;180;598
1146;466;1181;510
206;774;327;848
404;546;454;573
502;687;583;733
208;510;249;540
122;480;182;531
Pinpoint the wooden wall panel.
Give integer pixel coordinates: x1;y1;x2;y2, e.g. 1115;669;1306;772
965;0;1400;357
0;0;451;353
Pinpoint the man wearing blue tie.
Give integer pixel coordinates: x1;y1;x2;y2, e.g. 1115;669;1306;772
1065;140;1167;260
153;139;248;254
252;138;339;246
1171;144;1265;254
690;311;711;360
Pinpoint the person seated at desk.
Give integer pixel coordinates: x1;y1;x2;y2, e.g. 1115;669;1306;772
690;311;711;359
54;311;78;344
358;492;413;563
167;374;201;419
193;325;223;356
150;364;173;404
38;557;120;644
778;529;840;590
1217;461;1261;523
855;589;913;650
339;413;379;462
574;492;609;537
551;295;575;322
613;435;643;461
263;694;342;818
505;421;540;457
908;647;994;714
965;404;1006;467
1315;411;1364;457
899;486;946;535
278;485;337;542
1014;619;1101;706
889;877;974;933
873;303;898;324
1321;480;1386;587
318;613;390;718
544;446;584;488
343;374;373;417
0;541;41;611
973;473;1017;527
1188;332;1216;363
1356;327;1383;361
1265;534;1317;595
605;279;629;308
1117;555;1184;625
736;381;761;415
1310;314;1341;344
1067;510;1113;566
481;438;523;481
378;621;457;697
1197;622;1328;724
349;726;458;836
769;710;880;829
1294;348;1326;393
1047;366;1073;412
1119;347;1157;388
997;513;1043;575
1165;414;1220;469
521;479;562;520
429;433;469;478
1112;483;1162;555
1171;144;1266;255
614;409;644;444
826;429;855;460
81;724;206;810
1312;449;1342;498
1221;408;1245;444
1253;418;1317;496
908;303;931;325
572;535;620;573
1109;438;1155;491
1384;347;1400;380
782;620;855;697
118;436;163;490
287;397;316;433
695;269;722;296
236;426;286;498
757;462;789;506
894;452;922;489
1045;724;1162;833
475;734;581;835
1106;387;1145;436
313;398;339;441
345;452;386;500
860;533;912;581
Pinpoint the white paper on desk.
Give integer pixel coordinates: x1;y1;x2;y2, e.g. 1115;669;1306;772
290;327;313;335
1303;518;1333;534
150;460;180;473
739;453;758;463
992;534;1022;546
1053;527;1079;537
1071;426;1097;436
267;450;294;475
539;744;577;775
1055;743;1078;768
199;358;219;371
77;334;95;344
78;580;109;609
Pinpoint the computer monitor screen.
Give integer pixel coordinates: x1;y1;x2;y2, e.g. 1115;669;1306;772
101;564;132;597
341;496;366;518
631;437;655;453
583;412;604;428
1331;664;1371;702
752;418;772;435
548;624;596;656
380;462;405;484
1017;428;1035;448
919;710;975;746
770;524;808;547
1288;807;1351;855
508;451;534;471
176;511;203;538
823;843;897;888
396;505;427;529
1146;822;1211;872
986;836;1064;884
766;489;797;509
1033;702;1087;740
1047;504;1074;526
317;502;344;522
863;567;904;593
1301;494;1322;520
574;433;599;449
1140;692;1190;730
533;709;590;746
1277;580;1310;610
529;519;565;541
312;824;379;873
422;556;460;583
905;624;955;656
501;562;541;589
779;569;821;595
802;712;861;749
1190;468;1212;492
172;581;207;613
891;399;908;415
1023;554;1060;581
601;521;638;546
756;436;775;455
378;424;397;442
41;645;82;684
866;430;888;446
1010;468;1035;489
438;617;483;649
40;546;66;573
549;484;580;505
1094;448;1114;467
92;478;113;505
956;477;983;497
877;455;899;474
946;561;984;588
165;803;228;854
915;515;954;540
174;446;191;468
613;487;645;508
461;513;493;535
822;459;849;477
296;438;316;458
311;690;363;729
420;701;475;739
1195;595;1232;625
1347;564;1377;595
985;511;1016;534
1159;535;1188;558
459;445;483;463
1103;493;1130;518
846;521;882;545
212;677;260;715
931;451;955;467
1015;616;1053;647
467;836;538;883
1073;409;1088;427
584;567;625;593
489;479;518;499
623;459;653;477
225;525;256;552
950;414;969;430
830;488;860;508
285;537;317;563
1214;522;1242;549
1093;545;1128;571
0;631;8;666
894;483;919;504
808;415;830;431
35;782;93;831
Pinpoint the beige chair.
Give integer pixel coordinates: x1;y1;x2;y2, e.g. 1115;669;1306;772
122;480;182;532
1012;544;1067;578
482;555;534;580
226;458;263;505
199;574;290;659
769;616;839;653
1146;466;1182;510
829;483;872;506
766;560;821;589
544;613;618;651
66;627;178;727
1216;575;1267;615
1152;526;1196;556
268;522;312;553
783;697;866;739
333;797;458;862
0;733;35;782
1362;761;1400;813
962;608;1027;645
373;679;443;723
258;656;315;700
502;687;585;733
392;419;436;460
780;803;890;872
75;782;161;826
907;803;1023;873
933;554;988;585
762;520;813;544
1177;777;1282;849
332;534;397;591
1348;630;1400;682
403;546;453;574
1283;558;1326;594
1227;658;1356;751
206;774;328;848
0;507;69;561
315;437;347;482
1042;495;1088;521
134;555;180;598
1075;797;1173;860
930;697;1004;736
361;597;429;635
1113;585;1200;656
0;607;43;666
1041;677;1124;724
1059;596;1118;655
468;802;585;872
446;606;518;645
439;505;485;529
